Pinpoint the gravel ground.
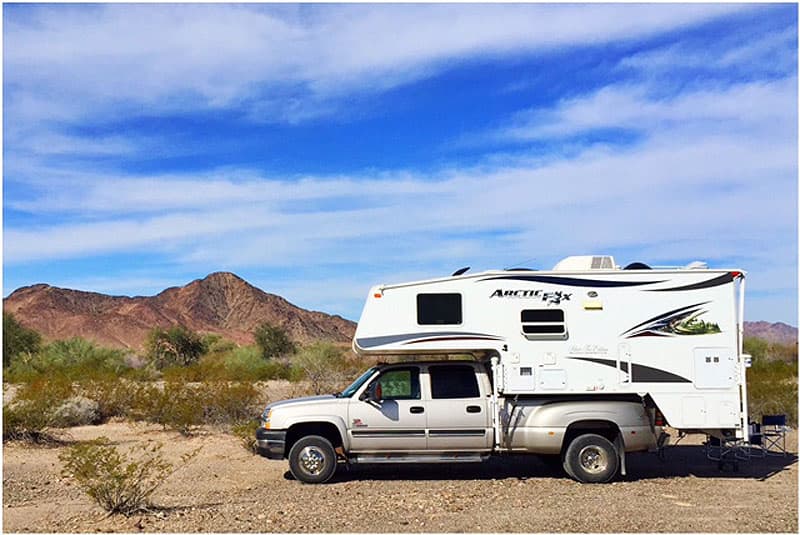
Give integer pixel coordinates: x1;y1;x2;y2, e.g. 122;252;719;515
3;421;796;533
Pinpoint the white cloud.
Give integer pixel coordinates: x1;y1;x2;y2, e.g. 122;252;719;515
496;77;796;143
4;3;746;125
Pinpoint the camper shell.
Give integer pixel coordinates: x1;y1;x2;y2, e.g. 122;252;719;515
353;255;749;439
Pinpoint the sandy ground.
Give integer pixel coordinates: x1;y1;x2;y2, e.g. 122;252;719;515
2;420;796;533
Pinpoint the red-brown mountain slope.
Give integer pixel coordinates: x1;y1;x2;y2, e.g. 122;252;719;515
3;272;356;350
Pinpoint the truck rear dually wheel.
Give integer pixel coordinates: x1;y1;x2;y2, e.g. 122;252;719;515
563;433;619;483
288;435;337;484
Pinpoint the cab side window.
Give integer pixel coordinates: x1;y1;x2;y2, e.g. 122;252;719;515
376;368;421;400
429;365;480;399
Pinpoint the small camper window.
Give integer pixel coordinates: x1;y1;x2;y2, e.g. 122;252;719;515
521;309;567;340
417;293;462;325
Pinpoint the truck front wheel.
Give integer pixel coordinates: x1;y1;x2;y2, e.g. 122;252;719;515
563;433;619;483
288;435;337;484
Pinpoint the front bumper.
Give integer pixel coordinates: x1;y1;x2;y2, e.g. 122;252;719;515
255;428;286;459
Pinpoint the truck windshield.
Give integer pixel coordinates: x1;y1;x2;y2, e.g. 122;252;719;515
339;367;378;398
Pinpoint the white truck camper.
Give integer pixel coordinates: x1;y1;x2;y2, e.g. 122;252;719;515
353;256;749;441
256;255;751;484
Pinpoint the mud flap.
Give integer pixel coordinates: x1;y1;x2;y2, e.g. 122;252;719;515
614;434;626;476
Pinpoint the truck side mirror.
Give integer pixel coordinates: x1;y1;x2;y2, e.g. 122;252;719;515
361;381;383;403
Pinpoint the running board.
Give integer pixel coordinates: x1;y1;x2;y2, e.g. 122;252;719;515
350;453;487;464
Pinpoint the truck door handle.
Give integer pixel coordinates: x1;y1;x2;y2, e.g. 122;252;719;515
467;405;482;413
410;406;424;414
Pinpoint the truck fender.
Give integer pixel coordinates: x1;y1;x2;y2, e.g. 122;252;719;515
283;416;351;452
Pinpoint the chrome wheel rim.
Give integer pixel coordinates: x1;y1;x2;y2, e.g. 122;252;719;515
578;445;608;474
298;446;326;475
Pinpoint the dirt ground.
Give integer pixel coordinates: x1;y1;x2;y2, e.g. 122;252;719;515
3;418;796;534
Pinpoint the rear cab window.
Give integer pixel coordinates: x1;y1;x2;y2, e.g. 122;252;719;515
428;364;481;399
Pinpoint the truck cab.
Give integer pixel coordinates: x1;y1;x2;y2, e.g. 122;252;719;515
256;359;659;484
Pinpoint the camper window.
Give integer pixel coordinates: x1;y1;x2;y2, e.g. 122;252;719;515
429;365;480;399
417;293;462;325
521;309;567;340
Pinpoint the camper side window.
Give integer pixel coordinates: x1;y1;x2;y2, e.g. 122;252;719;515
417;293;462;325
521;309;567;340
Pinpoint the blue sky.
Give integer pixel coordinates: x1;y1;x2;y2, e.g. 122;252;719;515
3;3;798;324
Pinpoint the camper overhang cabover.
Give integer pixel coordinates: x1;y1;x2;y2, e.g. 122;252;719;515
353;255;749;439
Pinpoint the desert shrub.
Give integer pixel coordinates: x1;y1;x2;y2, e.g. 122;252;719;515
747;358;798;426
128;380;261;434
201;381;262;426
203;334;237;356
231;419;260;454
5;337;128;383
3;378;75;441
77;379;143;421
59;437;200;516
53;396;101;427
221;346;290;381
744;337;797;364
146;326;208;369
134;380;206;436
3;313;41;368
254;323;295;360
160;347;291;382
290;342;361;395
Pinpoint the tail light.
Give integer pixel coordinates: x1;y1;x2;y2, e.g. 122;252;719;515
654;409;665;427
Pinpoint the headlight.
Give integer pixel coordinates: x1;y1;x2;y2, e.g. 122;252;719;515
261;409;272;429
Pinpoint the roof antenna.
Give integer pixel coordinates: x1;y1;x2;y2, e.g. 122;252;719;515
503;257;536;270
452;266;470;276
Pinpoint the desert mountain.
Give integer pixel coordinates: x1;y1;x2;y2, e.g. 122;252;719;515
3;272;356;350
743;321;797;346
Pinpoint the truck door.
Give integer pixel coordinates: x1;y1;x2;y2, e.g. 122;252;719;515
425;364;492;451
347;366;427;452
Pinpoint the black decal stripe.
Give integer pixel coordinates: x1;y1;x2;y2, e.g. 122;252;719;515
631;363;691;383
351;430;426;437
428;430;487;437
648;273;734;292
356;331;503;349
620;302;711;336
570;356;628;373
478;275;665;287
404;336;503;345
569;357;690;383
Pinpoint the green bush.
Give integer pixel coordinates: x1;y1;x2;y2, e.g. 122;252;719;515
290;342;361;395
3;313;41;368
127;380;262;435
5;337;127;383
77;379;143;421
60;437;200;516
3;378;75;441
201;381;262;426
160;346;290;382
254;323;295;360
747;358;798;426
146;326;208;369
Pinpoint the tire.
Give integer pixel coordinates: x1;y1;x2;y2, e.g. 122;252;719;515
563;433;619;483
288;435;337;484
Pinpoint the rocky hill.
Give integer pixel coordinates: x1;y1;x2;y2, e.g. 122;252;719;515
744;321;797;346
3;272;355;350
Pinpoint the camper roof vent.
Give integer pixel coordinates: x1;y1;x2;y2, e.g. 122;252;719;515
553;255;617;271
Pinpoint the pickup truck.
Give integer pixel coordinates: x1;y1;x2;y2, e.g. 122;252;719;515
256;360;662;484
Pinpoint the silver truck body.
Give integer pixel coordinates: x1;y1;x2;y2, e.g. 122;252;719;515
257;360;660;483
